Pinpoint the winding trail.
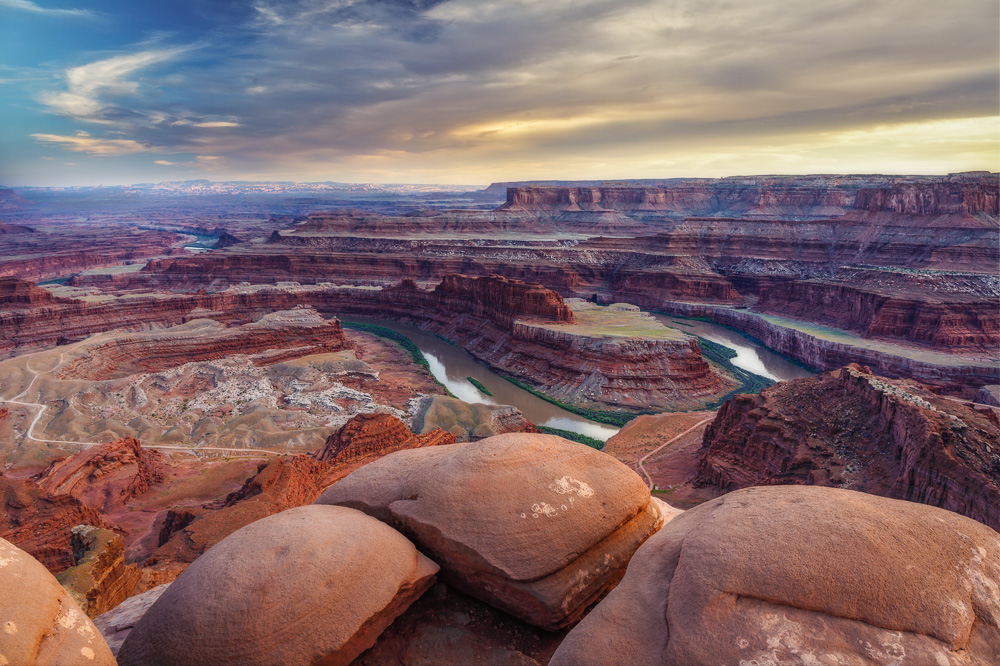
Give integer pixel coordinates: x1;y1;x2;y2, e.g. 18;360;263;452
636;417;713;491
1;348;281;457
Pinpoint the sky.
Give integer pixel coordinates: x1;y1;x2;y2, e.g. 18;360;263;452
1;0;997;186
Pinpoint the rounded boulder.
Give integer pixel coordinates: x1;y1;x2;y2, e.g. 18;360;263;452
117;504;439;666
0;537;116;666
315;433;669;630
550;485;1000;665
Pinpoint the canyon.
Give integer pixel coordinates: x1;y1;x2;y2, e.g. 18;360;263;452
0;173;997;665
52;172;993;400
0;274;738;413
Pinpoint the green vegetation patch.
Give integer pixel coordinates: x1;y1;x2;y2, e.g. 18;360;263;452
536;426;604;450
467;376;493;396
341;321;454;396
496;373;643;428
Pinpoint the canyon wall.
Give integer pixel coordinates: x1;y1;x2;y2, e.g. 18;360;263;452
500;172;999;220
753;278;997;349
696;365;1000;532
709;309;998;393
59;308;346;380
0;275;729;411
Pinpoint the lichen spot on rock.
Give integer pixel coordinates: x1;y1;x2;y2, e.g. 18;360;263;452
80;647;96;660
56;606;83;630
549;476;594;498
2;621;14;634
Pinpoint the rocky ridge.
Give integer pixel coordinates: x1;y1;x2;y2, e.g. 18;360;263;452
0;471;113;572
35;436;165;512
697;364;1000;531
59;307;346;380
151;415;455;567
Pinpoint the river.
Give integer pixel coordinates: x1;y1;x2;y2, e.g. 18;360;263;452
650;314;815;382
343;317;622;441
344;314;813;443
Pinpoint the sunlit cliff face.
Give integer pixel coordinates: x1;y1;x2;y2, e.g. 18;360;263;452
2;0;997;185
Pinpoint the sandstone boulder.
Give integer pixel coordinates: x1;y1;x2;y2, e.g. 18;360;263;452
550;485;1000;666
315;432;667;630
117;504;439;666
0;537;116;665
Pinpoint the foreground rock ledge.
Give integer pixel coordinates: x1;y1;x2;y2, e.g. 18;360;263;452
315;432;667;630
117;504;439;666
0;537;116;666
550;485;1000;666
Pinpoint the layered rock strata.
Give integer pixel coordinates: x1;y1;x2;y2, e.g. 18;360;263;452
696;364;1000;531
0;537;117;665
59;307;346;380
550;486;1000;665
56;525;143;618
1;275;730;410
316;432;669;630
710;308;998;393
315;412;423;462
499;172;999;219
366;278;731;410
35;437;165;512
0;227;183;283
0;471;112;572
118;505;439;666
113;172;997;362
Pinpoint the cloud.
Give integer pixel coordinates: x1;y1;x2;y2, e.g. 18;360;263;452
0;0;93;18
25;0;1000;178
39;47;189;120
30;132;154;155
153;160;178;165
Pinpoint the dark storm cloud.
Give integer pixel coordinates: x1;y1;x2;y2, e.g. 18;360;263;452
31;0;1000;178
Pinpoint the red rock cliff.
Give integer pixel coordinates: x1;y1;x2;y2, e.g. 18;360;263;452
34;437;166;512
696;364;1000;531
431;274;575;330
0;472;113;572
